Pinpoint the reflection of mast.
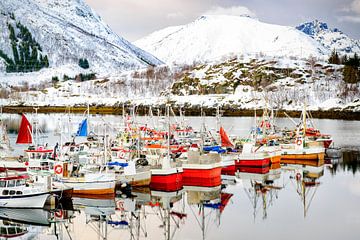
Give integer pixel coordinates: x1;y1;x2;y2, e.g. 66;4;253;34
151;190;185;240
285;163;324;218
240;171;282;221
186;186;232;240
295;170;321;218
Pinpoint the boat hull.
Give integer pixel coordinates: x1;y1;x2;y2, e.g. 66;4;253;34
150;168;183;191
281;152;325;161
0;192;49;208
235;157;271;168
182;163;222;187
238;166;270;174
116;171;151;187
54;180;115;195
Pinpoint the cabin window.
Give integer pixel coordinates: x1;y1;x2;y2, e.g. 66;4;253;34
0;181;6;187
2;190;9;195
7;180;15;187
8;227;15;234
0;227;7;234
16;191;22;195
16;180;25;186
9;190;15;195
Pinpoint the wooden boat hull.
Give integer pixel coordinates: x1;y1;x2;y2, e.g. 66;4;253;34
182;163;222;187
270;154;281;164
281;158;325;167
281;152;325;161
53;180;116;195
150;168;183;192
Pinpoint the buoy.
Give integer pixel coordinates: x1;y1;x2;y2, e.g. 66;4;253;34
54;164;63;175
296;139;303;146
296;173;301;180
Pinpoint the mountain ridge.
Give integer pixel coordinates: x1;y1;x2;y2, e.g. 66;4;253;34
0;0;162;75
135;15;329;65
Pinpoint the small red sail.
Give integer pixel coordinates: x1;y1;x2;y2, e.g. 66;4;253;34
220;126;233;147
16;114;33;144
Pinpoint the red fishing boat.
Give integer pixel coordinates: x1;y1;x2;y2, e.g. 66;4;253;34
150;106;183;192
236;143;271;168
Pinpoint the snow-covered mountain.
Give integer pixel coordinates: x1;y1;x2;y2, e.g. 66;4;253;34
0;0;162;75
296;20;360;56
135;15;329;65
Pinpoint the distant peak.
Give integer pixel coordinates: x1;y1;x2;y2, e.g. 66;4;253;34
196;14;256;22
296;20;329;36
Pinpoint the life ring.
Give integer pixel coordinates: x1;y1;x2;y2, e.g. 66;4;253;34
54;164;63;175
296;139;303;146
117;150;126;159
55;210;63;218
296;173;301;180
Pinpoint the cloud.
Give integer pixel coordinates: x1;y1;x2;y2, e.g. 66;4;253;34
337;0;360;24
351;0;360;14
337;15;360;23
167;12;185;19
203;5;256;18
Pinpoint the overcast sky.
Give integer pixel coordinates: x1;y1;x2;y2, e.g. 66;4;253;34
85;0;360;41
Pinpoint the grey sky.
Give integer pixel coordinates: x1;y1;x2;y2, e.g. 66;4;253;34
85;0;360;41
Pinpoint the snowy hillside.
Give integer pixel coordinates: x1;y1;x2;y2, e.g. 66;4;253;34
296;20;360;56
135;15;329;65
0;0;162;76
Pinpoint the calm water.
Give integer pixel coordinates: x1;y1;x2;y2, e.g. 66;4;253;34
2;114;360;240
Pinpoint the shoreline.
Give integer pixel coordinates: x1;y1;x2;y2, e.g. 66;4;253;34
2;105;360;120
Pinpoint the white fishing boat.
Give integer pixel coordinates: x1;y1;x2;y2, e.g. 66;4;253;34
0;172;50;208
53;171;116;195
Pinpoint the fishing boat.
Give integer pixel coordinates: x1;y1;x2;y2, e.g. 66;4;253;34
281;105;325;163
0;171;50;208
150;106;183;192
182;118;222;187
236;142;271;168
53;169;116;196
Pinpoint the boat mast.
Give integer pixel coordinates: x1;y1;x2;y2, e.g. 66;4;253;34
216;106;221;145
163;104;171;170
33;107;39;147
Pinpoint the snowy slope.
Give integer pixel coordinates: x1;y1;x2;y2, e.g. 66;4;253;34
135;15;328;65
296;20;360;56
0;0;162;75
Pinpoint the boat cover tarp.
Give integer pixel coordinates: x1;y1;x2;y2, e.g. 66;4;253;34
203;146;226;154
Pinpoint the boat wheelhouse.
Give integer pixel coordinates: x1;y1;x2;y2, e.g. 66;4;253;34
0;172;50;208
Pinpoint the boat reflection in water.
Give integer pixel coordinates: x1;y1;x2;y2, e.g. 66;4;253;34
0;208;51;239
282;159;324;218
237;163;282;220
185;185;233;240
0;153;351;239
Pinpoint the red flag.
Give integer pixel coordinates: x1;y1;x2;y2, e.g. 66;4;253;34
16;114;33;144
220;127;233;147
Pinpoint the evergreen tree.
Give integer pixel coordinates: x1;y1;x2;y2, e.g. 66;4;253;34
79;58;89;69
328;49;340;64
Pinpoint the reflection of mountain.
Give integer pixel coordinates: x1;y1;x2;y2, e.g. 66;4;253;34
340;151;360;174
326;150;360;175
